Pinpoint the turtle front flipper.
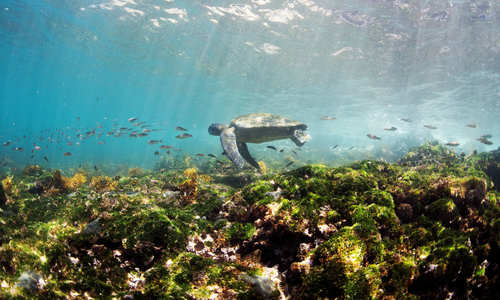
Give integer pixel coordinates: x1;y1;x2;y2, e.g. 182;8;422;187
220;127;245;168
291;129;311;146
237;142;260;170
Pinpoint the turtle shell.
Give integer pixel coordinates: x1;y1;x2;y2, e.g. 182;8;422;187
230;113;307;143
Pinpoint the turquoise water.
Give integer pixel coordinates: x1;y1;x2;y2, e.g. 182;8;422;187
1;0;500;172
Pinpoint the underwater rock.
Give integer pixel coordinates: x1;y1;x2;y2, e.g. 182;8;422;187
82;218;102;235
240;272;280;298
213;172;255;188
265;187;282;201
16;271;43;294
0;181;6;207
395;203;413;223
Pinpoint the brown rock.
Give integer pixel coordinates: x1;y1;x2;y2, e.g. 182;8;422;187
396;203;413;223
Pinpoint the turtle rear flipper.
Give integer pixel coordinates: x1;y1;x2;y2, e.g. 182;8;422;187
291;129;311;147
238;142;260;170
220;127;245;168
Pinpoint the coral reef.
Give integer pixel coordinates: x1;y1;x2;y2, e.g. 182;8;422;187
0;143;499;299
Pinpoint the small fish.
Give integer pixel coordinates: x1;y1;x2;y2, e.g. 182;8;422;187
64;152;72;156
175;126;188;131
34;145;41;151
142;129;152;133
119;127;129;131
14;147;23;151
98;141;105;145
320;116;336;120
466;124;477;128
367;134;381;140
43;156;49;162
424;125;437;130
195;153;204;157
67;142;73;146
107;131;114;136
481;134;492;139
166;150;170;155
128;117;138;122
445;142;460;147
384;127;397;131
267;146;277;151
154;151;160;155
292;150;298;156
138;133;148;137
76;117;80;121
207;153;216;158
400;118;412;122
348;146;355;150
94;165;98;171
330;145;338;150
279;149;284;153
147;139;162;145
3;141;11;146
285;161;294;167
129;133;137;137
160;145;172;149
176;133;192;139
477;137;493;145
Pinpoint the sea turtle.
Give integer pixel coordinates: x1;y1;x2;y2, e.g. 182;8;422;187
208;113;311;169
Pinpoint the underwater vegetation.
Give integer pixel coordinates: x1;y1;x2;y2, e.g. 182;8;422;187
0;142;499;299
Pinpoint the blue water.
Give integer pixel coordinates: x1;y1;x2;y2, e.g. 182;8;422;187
1;0;500;172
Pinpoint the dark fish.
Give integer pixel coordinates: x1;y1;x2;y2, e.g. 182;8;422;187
330;145;338;150
207;154;216;158
176;133;192;139
466;124;477;128
129;133;137;137
175;126;188;131
119;127;129;131
138;133;148;137
279;149;284;153
384;127;397;131
3;141;11;146
320;116;336;120
154;151;160;155
367;134;381;140
14;147;23;151
285;161;294;167
94;165;98;171
147;139;162;145
267;146;277;151
64;152;72;156
195;153;204;157
160;145;172;149
136;122;146;126
292;150;298;156
423;125;437;130
166;150;170;155
481;134;492;139
76;117;80;121
30;155;34;159
477;137;493;145
445;142;460;147
43;156;49;162
348;146;355;150
400;118;411;122
128;117;138;122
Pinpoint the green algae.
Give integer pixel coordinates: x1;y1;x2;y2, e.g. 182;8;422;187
0;144;499;299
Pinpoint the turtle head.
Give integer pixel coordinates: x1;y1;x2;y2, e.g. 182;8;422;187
208;123;227;136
